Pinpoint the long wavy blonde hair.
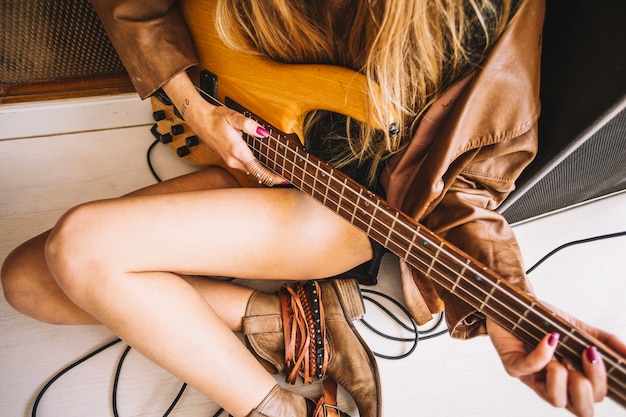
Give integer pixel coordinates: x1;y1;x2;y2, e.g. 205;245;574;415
215;0;518;185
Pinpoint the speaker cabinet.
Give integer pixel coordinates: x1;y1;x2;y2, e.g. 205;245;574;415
500;0;626;223
0;0;134;103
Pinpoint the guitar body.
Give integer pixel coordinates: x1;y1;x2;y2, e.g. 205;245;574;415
151;0;377;175
149;0;626;409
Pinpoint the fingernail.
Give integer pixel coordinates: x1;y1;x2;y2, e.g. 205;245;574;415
586;346;599;364
548;332;560;347
256;126;270;137
281;180;291;185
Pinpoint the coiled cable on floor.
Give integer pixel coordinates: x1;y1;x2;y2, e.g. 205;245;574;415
359;288;447;360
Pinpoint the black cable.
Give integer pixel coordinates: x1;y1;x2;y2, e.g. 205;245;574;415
147;137;163;183
359;288;448;360
525;230;626;274
112;344;190;417
31;338;123;417
112;345;132;417
211;408;227;417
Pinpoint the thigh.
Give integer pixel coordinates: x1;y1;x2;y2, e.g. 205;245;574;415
68;187;373;280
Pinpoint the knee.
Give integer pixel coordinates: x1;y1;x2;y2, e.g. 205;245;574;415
1;236;54;320
2;243;32;315
45;203;104;300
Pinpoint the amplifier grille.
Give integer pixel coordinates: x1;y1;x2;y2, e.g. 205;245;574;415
503;106;626;224
0;0;130;101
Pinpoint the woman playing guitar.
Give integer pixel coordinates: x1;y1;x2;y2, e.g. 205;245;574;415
3;1;625;416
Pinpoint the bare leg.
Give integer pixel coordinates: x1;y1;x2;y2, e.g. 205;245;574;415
43;186;371;416
2;167;244;324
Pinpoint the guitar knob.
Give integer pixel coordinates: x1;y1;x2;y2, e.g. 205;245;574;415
185;135;199;147
160;133;173;144
152;110;166;121
176;146;190;157
171;124;185;135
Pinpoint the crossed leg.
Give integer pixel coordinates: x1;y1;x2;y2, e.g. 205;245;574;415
1;166;372;416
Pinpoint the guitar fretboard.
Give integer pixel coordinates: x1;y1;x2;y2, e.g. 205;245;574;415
236;108;626;409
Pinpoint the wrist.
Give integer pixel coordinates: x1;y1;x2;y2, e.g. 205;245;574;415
162;71;210;123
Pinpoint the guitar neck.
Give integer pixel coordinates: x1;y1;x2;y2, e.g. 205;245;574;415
233;104;626;409
151;0;626;406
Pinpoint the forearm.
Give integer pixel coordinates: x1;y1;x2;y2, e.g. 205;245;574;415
162;71;206;121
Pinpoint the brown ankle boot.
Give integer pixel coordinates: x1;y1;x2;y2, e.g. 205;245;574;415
246;381;350;417
246;385;307;417
242;278;382;417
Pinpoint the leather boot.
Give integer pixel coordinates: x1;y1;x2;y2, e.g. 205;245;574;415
246;381;350;417
242;278;382;417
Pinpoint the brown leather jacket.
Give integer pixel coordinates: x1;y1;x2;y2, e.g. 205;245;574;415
92;0;544;339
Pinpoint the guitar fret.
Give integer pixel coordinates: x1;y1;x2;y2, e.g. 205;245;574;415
402;226;419;262
425;241;444;276
280;136;290;180
365;200;381;236
311;160;322;200
336;178;348;215
511;302;534;333
560;328;575;346
350;188;364;225
305;155;319;196
268;134;279;173
322;169;332;206
288;147;298;186
479;279;501;312
383;212;399;248
299;152;313;194
294;148;306;189
451;259;472;293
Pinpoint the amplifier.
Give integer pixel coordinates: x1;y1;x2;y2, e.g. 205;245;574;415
0;0;133;103
500;0;626;223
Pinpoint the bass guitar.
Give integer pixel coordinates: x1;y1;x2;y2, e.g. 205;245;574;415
150;0;626;409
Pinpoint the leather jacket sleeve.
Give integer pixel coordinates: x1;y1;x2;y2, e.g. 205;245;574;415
90;0;198;98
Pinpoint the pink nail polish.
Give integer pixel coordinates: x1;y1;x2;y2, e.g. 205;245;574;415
586;346;599;364
548;332;560;347
256;126;270;137
281;180;291;185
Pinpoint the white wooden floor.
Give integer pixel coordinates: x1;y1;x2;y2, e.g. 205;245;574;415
1;95;625;417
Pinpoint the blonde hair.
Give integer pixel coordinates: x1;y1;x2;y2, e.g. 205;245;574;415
215;0;518;185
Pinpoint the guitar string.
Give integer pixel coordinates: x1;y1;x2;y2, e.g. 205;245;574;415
191;88;625;396
262;134;626;397
246;130;626;393
268;137;626;391
251;135;559;336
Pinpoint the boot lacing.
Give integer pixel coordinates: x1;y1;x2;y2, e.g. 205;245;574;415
278;281;328;384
